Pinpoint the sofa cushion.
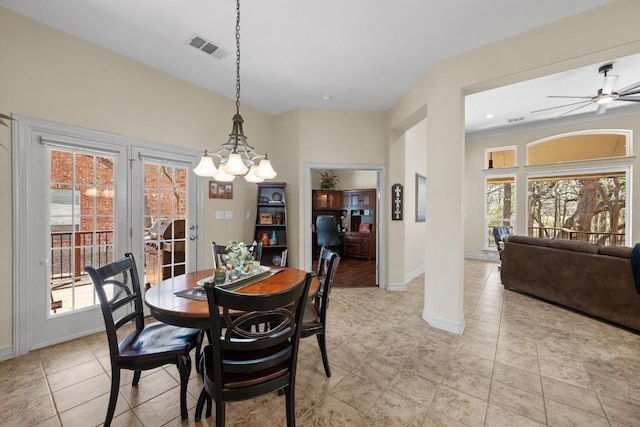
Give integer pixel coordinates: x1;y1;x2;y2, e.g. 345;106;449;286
504;235;555;248
599;245;632;259
546;239;599;254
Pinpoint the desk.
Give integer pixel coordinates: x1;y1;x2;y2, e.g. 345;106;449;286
144;267;317;329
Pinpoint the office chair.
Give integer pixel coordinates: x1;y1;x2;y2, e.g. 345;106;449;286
315;215;342;257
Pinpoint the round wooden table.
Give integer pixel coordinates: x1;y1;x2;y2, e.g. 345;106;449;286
144;267;317;329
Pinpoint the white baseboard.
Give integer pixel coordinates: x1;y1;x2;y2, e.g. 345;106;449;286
0;345;14;361
386;282;406;291
405;266;424;283
423;310;465;334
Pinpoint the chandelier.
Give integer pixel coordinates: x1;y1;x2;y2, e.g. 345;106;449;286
193;0;277;183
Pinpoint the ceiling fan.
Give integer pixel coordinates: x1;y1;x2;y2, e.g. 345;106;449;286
531;63;640;118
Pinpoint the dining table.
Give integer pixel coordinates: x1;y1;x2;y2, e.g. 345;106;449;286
144;266;318;329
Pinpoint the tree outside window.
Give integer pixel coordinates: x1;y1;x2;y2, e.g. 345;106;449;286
486;176;515;248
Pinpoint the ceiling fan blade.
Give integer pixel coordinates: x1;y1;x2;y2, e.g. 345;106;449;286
615;96;640;102
552;102;593;119
602;74;619;95
616;80;640;96
531;100;592;114
618;88;640;96
546;95;593;99
596;103;608;115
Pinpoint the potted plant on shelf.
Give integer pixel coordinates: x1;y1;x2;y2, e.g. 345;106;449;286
319;170;339;190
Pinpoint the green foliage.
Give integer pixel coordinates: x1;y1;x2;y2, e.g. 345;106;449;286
319;170;339;190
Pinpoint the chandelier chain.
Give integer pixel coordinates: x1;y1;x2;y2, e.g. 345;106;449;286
235;0;241;113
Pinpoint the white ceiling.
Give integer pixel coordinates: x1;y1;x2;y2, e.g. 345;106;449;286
3;0;630;132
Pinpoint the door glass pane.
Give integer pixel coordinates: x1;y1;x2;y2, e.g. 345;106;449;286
143;163;187;286
50;149;114;315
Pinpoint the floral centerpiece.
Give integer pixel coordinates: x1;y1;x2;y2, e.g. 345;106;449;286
319;170;339;190
225;241;259;275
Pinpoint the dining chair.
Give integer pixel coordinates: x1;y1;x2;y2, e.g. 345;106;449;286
85;253;200;426
301;246;340;377
211;241;263;269
194;272;313;426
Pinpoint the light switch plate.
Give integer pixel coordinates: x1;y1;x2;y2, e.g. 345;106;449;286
225;210;233;220
215;211;224;220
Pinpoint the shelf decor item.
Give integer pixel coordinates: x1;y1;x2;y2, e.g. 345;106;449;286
319;170;339;190
260;213;273;224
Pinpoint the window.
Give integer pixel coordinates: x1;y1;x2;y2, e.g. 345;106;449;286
527;130;630;165
485;176;515;249
528;171;626;246
486;146;516;169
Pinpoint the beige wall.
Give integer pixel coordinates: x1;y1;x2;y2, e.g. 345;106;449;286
404;119;427;279
310;169;377;190
465;113;640;259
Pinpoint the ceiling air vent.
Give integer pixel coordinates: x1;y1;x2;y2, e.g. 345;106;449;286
507;116;525;124
187;34;228;59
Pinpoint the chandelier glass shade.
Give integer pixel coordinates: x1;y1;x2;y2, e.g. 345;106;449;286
193;0;277;183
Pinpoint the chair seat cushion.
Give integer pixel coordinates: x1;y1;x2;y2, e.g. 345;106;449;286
302;303;320;325
118;322;199;358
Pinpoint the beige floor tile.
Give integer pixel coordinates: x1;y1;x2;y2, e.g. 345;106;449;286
58;391;131;427
449;351;494;378
299;394;365;427
330;373;384;413
0;375;51;413
485;404;546;427
545;399;609;427
365;390;429;427
492;362;542;395
387;368;439;406
32;416;62;427
489;381;546;423
119;368;179;408
132;385;198;426
588;371;640;405
0;393;57;426
495;346;540;374
47;359;105;392
541;376;605;417
441;366;491;401
52;373;112;413
429;385;488;426
599;393;640;426
422;410;469;427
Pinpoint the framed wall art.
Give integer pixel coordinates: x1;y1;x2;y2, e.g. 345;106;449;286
415;173;426;222
209;181;233;199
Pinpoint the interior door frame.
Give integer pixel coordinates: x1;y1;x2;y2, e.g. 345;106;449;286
303;162;387;289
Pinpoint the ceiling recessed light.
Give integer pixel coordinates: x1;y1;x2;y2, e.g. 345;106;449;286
322;95;332;102
485;114;494;119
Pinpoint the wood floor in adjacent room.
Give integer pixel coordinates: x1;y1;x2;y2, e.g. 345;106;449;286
313;257;377;288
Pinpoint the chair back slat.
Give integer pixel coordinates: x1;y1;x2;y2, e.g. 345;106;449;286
316;247;340;320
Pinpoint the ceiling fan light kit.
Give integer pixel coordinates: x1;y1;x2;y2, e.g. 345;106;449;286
531;63;640;119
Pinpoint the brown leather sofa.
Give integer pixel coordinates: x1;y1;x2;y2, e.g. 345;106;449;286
500;235;640;331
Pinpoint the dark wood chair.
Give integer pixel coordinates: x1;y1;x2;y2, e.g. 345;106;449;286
211;241;263;269
194;272;313;426
301;246;340;377
85;253;200;426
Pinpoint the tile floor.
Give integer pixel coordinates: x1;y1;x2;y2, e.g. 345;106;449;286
2;260;640;426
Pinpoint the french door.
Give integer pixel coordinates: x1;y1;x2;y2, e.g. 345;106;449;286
14;116;200;355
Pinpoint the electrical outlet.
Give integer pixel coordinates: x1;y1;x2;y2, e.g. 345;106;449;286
247;211;252;220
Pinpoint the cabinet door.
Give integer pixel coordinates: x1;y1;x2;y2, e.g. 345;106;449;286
361;191;374;209
361;236;370;257
350;194;360;207
329;191;342;209
344;233;363;257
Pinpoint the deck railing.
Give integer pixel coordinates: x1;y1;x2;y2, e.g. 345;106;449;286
527;226;625;246
50;230;113;285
